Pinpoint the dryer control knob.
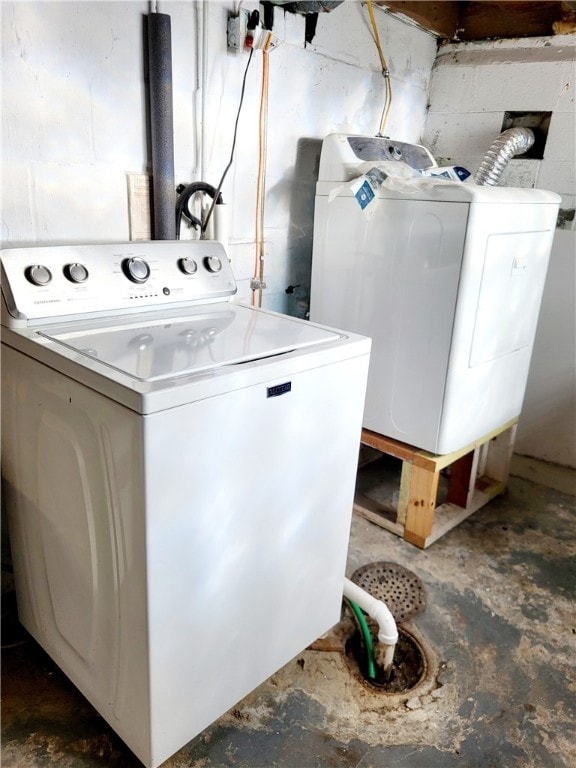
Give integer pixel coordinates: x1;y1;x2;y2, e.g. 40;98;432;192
25;264;52;286
64;263;89;283
122;257;150;284
204;256;222;273
178;257;198;275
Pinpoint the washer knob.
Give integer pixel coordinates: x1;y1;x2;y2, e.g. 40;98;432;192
24;264;52;286
63;262;89;283
122;257;150;283
178;257;198;275
204;255;222;273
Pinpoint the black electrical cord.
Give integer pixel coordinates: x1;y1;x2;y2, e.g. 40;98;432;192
176;181;222;238
200;47;254;238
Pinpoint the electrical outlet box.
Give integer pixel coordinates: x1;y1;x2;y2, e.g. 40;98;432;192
227;9;275;53
227;10;250;53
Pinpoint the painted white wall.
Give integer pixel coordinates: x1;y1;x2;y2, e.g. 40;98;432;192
424;36;576;468
1;0;437;315
2;2;148;243
517;230;576;466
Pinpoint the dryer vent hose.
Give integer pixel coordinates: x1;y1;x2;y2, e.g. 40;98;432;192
474;127;535;187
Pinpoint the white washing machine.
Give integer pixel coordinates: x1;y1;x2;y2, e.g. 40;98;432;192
310;133;560;454
1;240;370;768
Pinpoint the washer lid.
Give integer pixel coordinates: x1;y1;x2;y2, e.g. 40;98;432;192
38;303;340;382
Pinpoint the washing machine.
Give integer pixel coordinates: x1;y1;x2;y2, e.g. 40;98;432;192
1;240;370;768
310;133;560;454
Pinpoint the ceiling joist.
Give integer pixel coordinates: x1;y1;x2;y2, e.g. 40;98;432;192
374;1;576;41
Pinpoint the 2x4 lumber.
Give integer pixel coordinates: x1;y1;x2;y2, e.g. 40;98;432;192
357;419;518;548
485;423;517;483
403;462;440;547
446;450;475;508
361;418;518;472
354;492;405;538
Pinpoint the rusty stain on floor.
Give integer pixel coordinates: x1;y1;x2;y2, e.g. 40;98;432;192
2;472;575;768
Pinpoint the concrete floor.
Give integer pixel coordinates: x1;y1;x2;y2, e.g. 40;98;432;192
2;465;575;768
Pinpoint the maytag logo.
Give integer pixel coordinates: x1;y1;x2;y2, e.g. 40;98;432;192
267;382;291;398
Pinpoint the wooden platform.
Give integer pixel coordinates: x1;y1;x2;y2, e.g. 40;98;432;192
354;419;518;549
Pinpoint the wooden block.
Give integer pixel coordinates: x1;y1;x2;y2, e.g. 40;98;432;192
353;494;405;538
485;423;517;483
446;450;474;508
397;460;411;525
403;463;440;545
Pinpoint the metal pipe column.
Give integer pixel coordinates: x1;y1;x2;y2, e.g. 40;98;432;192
147;12;176;239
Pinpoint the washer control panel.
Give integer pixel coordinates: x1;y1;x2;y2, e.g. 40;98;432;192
1;241;237;323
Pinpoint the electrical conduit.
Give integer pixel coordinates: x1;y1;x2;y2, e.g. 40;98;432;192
366;0;393;137
343;577;398;680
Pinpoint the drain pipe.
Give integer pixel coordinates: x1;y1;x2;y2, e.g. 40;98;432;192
474;127;535;187
343;577;398;679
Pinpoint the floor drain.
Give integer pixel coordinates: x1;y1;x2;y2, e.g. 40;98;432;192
350;562;427;623
346;624;429;694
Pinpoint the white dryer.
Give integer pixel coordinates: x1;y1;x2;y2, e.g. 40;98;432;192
1;240;370;768
310;133;560;454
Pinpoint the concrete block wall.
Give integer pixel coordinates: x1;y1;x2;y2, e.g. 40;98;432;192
424;36;576;469
425;37;575;210
1;0;437;314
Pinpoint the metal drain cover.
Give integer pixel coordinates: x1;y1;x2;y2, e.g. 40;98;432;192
350;562;427;623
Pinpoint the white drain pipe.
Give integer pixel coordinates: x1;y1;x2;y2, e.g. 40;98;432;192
343;577;398;678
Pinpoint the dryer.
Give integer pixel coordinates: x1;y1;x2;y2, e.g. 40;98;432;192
1;240;370;768
310;133;560;454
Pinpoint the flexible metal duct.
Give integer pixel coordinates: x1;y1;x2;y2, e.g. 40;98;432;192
474;127;535;187
147;12;176;239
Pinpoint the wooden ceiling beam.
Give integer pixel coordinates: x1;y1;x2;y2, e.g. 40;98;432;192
374;0;572;40
458;1;567;41
374;1;459;39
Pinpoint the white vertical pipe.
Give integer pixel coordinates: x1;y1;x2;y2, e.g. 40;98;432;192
213;203;228;251
344;576;398;680
201;0;208;182
193;0;203;177
343;577;398;645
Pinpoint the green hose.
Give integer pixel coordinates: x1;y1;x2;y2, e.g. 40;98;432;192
344;597;376;680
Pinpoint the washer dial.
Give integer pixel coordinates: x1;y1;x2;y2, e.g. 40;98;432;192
178;257;198;275
204;255;222;273
122;257;151;284
24;264;52;286
63;263;89;283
